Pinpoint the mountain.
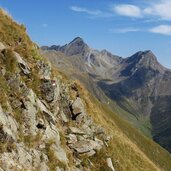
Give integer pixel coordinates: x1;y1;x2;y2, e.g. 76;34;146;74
1;8;171;171
41;37;171;153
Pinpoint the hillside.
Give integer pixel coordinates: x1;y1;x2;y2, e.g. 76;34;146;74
41;37;171;153
0;8;171;171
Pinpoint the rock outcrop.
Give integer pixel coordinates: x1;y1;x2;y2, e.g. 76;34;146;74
0;42;111;171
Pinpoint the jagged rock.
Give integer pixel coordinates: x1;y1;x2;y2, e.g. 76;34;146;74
14;52;30;75
22;89;38;135
0;151;23;171
70;97;86;122
0;42;5;51
17;145;33;169
41;79;60;103
106;158;115;171
68;139;103;156
44;125;60;145
81;124;92;136
69;127;86;135
36;98;56;124
38;60;51;80
0;105;18;140
67;134;77;144
39;162;49;171
51;144;68;164
59;110;69;123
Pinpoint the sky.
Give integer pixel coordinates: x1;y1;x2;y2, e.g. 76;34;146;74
0;0;171;68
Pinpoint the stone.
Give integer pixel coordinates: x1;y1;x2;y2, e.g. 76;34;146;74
71;97;86;122
22;89;37;135
68;139;103;155
44;125;60;145
0;42;6;51
69;127;85;135
67;134;77;144
17;145;32;169
106;158;115;171
41;79;59;103
39;162;49;171
59;111;69;123
37;61;51;80
14;52;30;75
51;144;68;164
0;105;18;140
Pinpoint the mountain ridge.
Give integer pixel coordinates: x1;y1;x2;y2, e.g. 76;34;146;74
41;37;171;153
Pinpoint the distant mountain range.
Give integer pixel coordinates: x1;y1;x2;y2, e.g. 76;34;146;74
41;37;171;153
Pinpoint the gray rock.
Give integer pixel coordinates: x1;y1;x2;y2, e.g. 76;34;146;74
68;139;103;155
39;162;49;171
69;127;85;135
106;158;115;171
51;144;68;164
41;79;59;103
14;52;30;75
0;105;18;140
67;134;77;144
37;61;51;80
71;98;86;122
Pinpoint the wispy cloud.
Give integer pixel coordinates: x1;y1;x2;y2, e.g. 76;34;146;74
109;27;140;33
110;0;171;21
149;25;171;35
70;6;102;16
42;23;48;28
144;0;171;20
70;6;113;18
111;4;142;18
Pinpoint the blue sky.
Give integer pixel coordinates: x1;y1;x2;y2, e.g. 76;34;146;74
0;0;171;68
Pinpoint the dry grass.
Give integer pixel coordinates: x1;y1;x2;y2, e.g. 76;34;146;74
74;80;171;171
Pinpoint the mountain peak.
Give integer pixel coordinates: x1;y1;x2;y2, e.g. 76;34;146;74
63;37;89;56
69;37;84;44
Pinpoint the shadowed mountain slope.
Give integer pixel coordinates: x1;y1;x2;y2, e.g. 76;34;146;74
41;38;171;153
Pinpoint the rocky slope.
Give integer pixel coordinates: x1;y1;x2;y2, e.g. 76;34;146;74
41;37;171;153
1;8;171;171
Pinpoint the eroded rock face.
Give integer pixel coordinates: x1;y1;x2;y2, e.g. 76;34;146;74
0;42;109;171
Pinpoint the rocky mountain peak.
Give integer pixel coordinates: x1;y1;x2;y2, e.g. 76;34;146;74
69;37;84;45
64;37;89;56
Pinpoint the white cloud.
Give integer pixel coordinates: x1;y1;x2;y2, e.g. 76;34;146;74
70;6;101;16
109;27;140;33
42;23;48;28
112;4;142;18
144;0;171;20
149;25;171;35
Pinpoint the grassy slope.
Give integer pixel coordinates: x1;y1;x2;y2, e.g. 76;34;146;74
43;51;153;138
76;81;171;171
1;8;171;171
